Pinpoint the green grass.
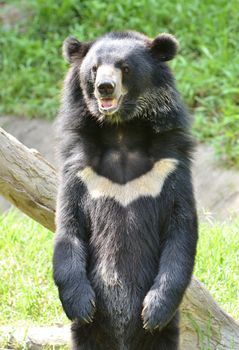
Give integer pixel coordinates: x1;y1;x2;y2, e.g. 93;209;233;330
0;210;238;328
0;0;239;165
194;221;239;320
0;210;67;326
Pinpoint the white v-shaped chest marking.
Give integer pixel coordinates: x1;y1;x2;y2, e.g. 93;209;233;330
77;158;178;207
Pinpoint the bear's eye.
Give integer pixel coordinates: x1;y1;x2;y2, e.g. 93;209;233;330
122;65;130;74
92;65;98;73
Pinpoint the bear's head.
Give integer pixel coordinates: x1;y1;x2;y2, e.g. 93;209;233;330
63;31;186;130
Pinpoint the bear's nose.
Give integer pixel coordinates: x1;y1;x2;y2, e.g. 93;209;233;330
97;81;115;96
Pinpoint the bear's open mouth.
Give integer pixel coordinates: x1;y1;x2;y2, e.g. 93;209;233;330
98;96;123;115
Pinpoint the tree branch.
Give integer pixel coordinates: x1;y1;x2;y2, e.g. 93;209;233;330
0;127;56;231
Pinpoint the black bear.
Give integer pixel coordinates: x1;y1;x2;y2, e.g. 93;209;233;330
53;31;198;350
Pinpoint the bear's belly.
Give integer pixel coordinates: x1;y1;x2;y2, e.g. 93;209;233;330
87;199;163;337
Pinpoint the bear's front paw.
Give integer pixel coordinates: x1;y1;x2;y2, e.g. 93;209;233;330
59;281;96;323
142;289;172;332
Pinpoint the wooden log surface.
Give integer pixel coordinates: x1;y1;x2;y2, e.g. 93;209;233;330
0;127;56;231
0;126;238;349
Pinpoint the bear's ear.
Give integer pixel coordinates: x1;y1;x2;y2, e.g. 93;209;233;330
63;36;92;63
149;33;179;62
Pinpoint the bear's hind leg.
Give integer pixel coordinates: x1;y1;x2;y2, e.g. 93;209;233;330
71;321;98;350
137;311;179;350
71;320;116;350
153;311;179;350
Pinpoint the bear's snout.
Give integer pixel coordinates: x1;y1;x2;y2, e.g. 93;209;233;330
94;64;125;115
97;81;116;97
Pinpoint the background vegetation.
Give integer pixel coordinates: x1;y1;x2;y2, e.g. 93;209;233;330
1;0;239;165
0;0;239;342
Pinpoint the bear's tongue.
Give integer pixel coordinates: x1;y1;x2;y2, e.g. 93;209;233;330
100;98;115;109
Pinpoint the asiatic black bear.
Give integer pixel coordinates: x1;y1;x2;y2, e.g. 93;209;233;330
53;31;198;350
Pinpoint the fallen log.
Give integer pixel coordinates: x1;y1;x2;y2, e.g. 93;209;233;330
0;127;56;231
0;325;70;350
0;126;238;349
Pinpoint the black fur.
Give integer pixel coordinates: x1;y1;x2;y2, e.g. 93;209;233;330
149;33;179;62
53;31;198;350
63;36;93;63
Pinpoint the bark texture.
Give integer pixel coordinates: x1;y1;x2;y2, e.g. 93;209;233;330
180;279;239;349
0;127;56;231
0;126;238;349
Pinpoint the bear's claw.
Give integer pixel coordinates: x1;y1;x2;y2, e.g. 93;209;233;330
59;281;96;323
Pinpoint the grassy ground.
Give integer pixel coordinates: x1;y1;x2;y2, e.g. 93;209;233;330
0;210;238;328
194;221;239;320
0;210;67;326
0;0;239;165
